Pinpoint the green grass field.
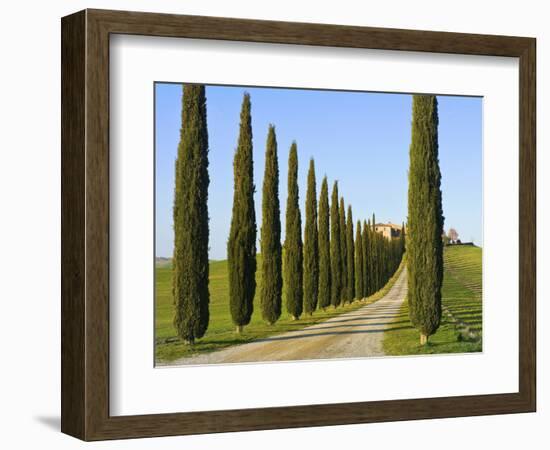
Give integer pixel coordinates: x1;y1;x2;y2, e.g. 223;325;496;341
383;245;482;355
156;256;406;362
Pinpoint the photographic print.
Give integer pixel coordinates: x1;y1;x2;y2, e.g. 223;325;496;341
61;11;535;439
154;83;482;367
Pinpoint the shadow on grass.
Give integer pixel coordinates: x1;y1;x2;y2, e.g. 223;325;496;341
263;320;412;333
246;326;413;343
325;314;404;324
162;320;414;349
191;338;254;346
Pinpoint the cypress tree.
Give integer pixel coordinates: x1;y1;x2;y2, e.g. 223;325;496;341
284;142;303;320
372;231;379;292
362;220;369;297
378;233;384;289
173;84;210;344
330;182;342;307
260;125;283;325
354;220;363;300
171;247;177;305
339;197;348;304
228;93;257;333
400;222;406;255
407;95;444;345
318;176;331;311
384;237;389;284
346;205;355;302
369;218;378;293
303;158;319;315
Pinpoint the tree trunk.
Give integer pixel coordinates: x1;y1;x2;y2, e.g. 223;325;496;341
420;333;428;345
236;325;244;334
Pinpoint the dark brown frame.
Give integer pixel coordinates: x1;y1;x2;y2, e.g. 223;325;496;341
61;9;536;441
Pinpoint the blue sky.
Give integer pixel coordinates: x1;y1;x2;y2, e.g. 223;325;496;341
155;83;482;260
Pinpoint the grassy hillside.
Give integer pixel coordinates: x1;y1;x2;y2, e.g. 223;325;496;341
383;245;482;355
444;245;482;297
156;256;406;362
441;245;482;337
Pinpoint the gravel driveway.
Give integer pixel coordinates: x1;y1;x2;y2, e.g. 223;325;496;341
162;268;408;366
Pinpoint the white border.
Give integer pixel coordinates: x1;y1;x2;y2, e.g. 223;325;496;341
109;35;519;416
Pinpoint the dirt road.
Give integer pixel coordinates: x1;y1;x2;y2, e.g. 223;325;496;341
164;268;408;366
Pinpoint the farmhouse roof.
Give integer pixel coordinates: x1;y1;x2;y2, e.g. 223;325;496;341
375;222;402;229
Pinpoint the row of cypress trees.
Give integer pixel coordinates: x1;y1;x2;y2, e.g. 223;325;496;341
172;87;406;343
227;92;405;332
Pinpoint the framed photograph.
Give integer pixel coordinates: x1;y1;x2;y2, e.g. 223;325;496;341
61;9;536;440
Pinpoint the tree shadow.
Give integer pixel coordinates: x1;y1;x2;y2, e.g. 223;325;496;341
198;338;253;346
325;313;403;324
291;320;411;332
253;326;412;343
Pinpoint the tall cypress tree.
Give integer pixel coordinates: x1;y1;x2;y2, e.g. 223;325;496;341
173;84;210;344
330;182;342;307
346;205;355;302
374;224;380;291
407;95;444;345
354;220;363;300
260;125;282;325
318;176;331;311
369;217;378;293
380;245;384;286
284;142;303;320
228;93;256;334
399;222;406;255
362;220;369;297
303;158;319;315
379;236;385;287
171;247;177;305
339;197;348;304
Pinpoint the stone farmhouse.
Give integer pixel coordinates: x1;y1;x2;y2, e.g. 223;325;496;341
374;222;403;241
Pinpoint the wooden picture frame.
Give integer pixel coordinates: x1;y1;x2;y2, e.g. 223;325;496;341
61;9;536;441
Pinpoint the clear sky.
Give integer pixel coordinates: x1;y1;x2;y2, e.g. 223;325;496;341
155;83;482;260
